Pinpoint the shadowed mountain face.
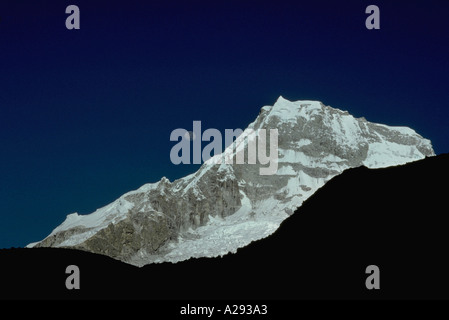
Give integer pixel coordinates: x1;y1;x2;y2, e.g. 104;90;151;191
1;154;448;300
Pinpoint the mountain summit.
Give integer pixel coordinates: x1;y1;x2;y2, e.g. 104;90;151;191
28;97;434;266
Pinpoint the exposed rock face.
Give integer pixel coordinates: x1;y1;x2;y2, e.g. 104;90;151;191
78;215;171;261
29;97;434;266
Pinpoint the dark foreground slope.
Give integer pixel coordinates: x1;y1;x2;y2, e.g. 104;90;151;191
1;154;448;300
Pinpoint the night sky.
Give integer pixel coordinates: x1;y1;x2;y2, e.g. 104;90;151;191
0;0;448;248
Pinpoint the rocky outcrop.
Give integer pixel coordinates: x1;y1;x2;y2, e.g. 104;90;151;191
76;214;171;261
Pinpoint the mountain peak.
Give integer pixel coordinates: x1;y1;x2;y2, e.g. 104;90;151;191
29;97;435;266
275;95;289;103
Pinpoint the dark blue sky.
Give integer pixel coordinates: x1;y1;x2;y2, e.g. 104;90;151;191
0;0;448;248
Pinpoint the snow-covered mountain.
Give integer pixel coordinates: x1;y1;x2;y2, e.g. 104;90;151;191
28;97;434;266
